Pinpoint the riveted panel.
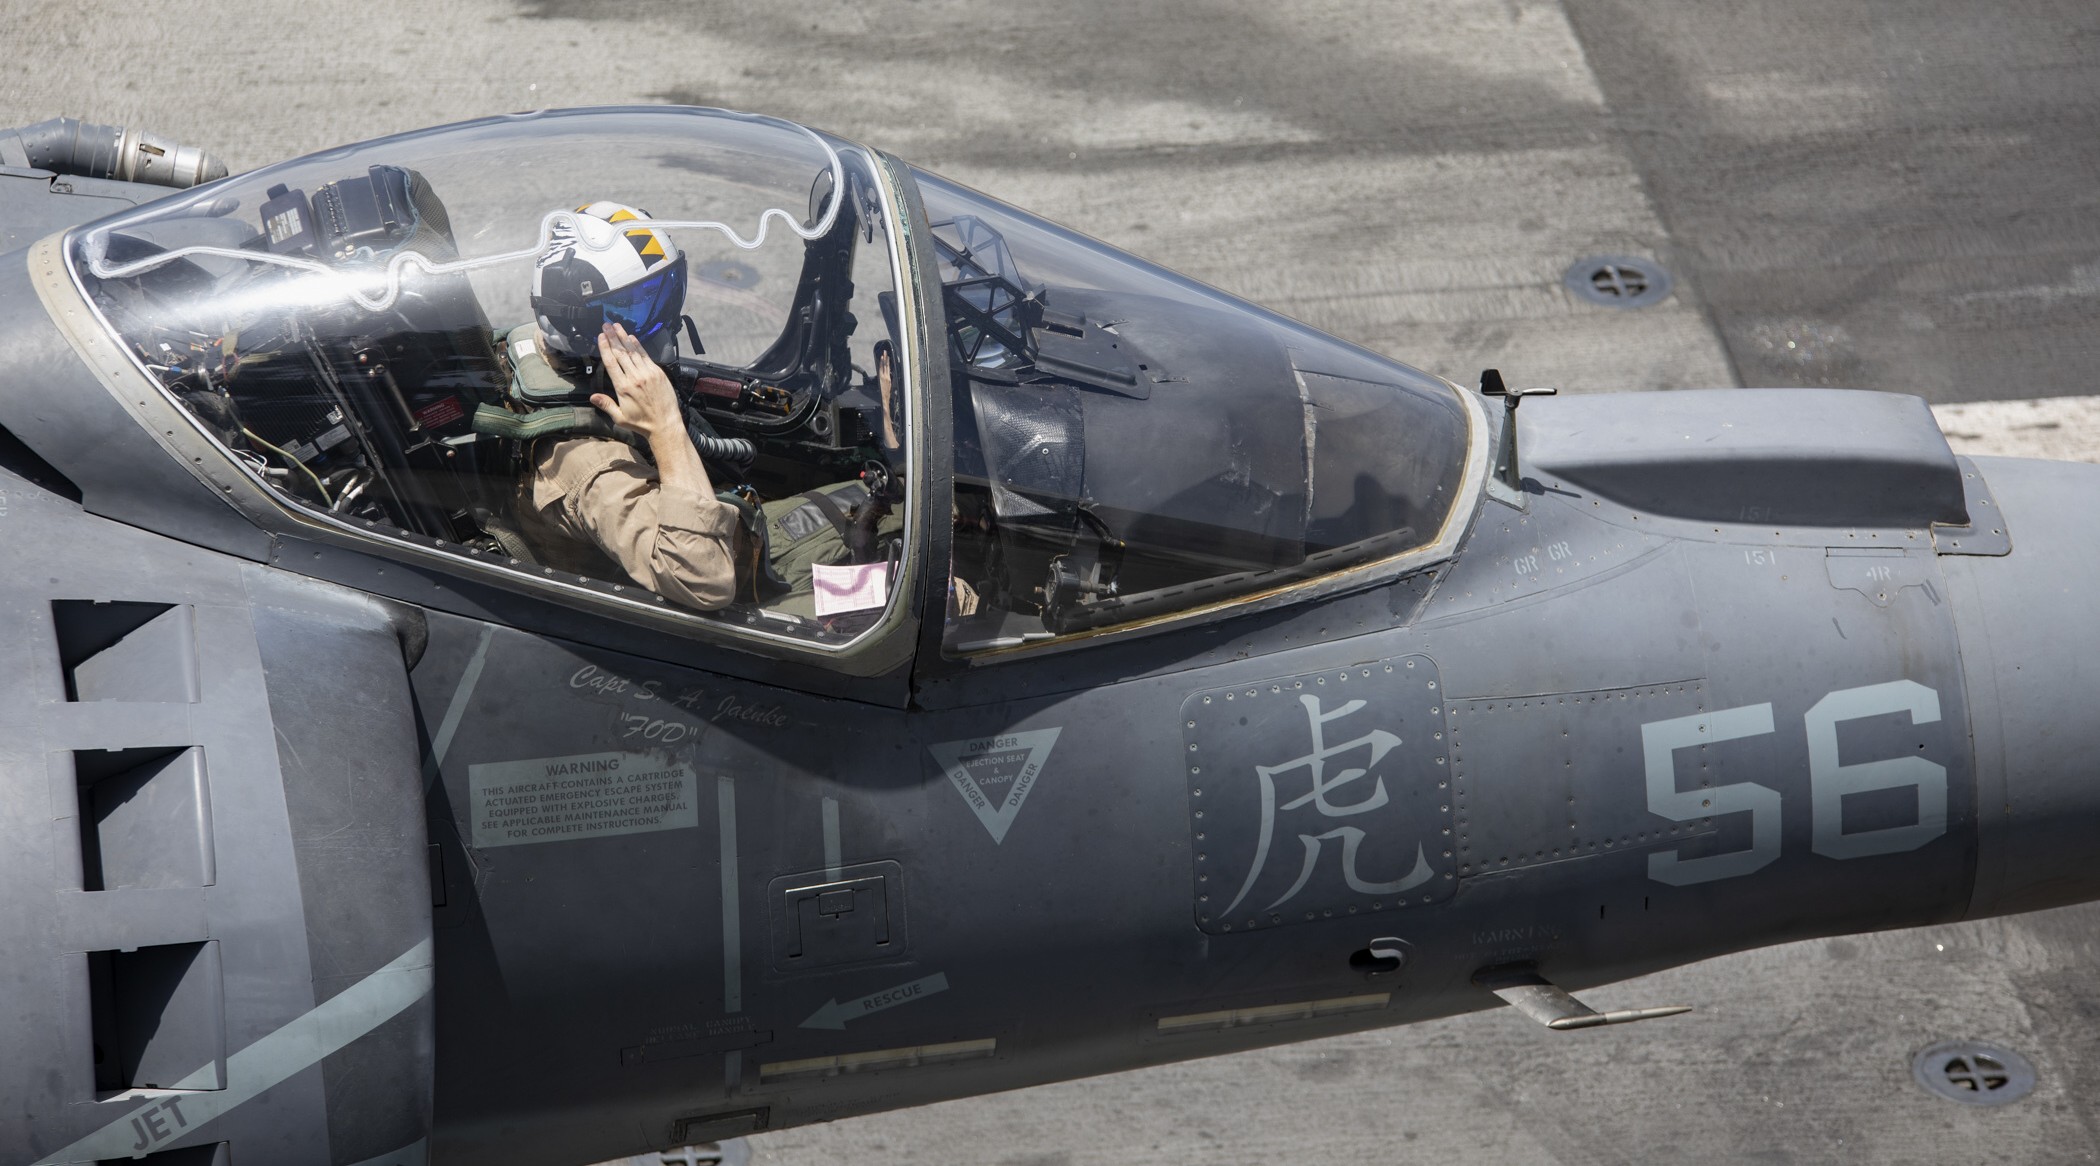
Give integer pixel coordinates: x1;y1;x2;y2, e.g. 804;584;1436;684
1448;682;1721;877
1184;656;1454;934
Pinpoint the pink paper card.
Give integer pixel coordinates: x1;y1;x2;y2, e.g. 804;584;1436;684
812;561;890;616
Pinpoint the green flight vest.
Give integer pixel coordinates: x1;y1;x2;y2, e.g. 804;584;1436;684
759;479;905;619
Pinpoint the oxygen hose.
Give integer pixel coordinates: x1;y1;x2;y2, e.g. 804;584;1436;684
0;118;229;188
685;428;756;477
682;403;756;476
471;404;756;475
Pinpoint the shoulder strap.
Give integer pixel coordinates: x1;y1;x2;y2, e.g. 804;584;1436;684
794;486;858;543
471;403;618;441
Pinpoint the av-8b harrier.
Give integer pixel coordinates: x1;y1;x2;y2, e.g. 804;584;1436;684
0;107;2089;1166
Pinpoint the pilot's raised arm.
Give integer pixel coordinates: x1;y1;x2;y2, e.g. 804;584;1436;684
504;201;744;611
526;324;742;611
875;339;901;454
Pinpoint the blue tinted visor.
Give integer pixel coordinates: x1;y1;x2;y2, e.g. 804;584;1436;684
589;256;687;341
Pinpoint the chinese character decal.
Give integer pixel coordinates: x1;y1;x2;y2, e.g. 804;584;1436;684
1185;658;1452;932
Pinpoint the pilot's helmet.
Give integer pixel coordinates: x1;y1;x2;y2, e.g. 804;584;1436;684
531;200;688;369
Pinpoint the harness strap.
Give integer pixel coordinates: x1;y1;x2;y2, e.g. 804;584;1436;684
471;403;619;442
717;488;790;603
794;486;859;543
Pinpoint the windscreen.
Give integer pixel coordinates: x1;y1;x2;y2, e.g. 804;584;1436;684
918;170;1471;650
66;108;915;647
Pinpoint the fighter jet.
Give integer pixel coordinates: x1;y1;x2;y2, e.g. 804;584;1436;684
0;106;2090;1166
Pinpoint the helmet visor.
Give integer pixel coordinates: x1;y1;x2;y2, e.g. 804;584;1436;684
590;257;688;343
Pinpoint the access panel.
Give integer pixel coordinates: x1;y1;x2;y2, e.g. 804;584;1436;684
1183;656;1455;934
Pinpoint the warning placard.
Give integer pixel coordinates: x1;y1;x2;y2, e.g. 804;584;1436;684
928;728;1062;845
469;752;698;848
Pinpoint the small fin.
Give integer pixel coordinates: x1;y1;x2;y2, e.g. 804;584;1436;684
1473;966;1691;1031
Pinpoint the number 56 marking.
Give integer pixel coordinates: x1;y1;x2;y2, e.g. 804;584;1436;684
1643;680;1948;887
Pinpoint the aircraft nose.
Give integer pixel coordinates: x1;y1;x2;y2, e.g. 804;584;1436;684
1945;456;2100;919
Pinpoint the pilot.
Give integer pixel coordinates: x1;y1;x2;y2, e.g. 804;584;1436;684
501;202;742;610
499;201;912;619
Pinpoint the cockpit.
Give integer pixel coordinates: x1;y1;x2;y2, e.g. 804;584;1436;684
915;171;1474;649
62;106;1475;660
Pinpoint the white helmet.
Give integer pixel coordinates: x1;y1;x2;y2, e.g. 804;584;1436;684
530;201;688;366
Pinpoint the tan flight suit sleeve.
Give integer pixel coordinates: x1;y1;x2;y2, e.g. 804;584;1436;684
531;437;742;611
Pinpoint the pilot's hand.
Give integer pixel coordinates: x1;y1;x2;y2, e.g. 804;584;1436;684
591;323;680;442
876;342;901;452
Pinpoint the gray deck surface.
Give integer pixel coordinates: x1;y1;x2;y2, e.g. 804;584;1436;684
2;1;2095;1161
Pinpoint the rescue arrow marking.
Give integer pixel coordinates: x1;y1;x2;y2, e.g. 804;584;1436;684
801;972;950;1030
